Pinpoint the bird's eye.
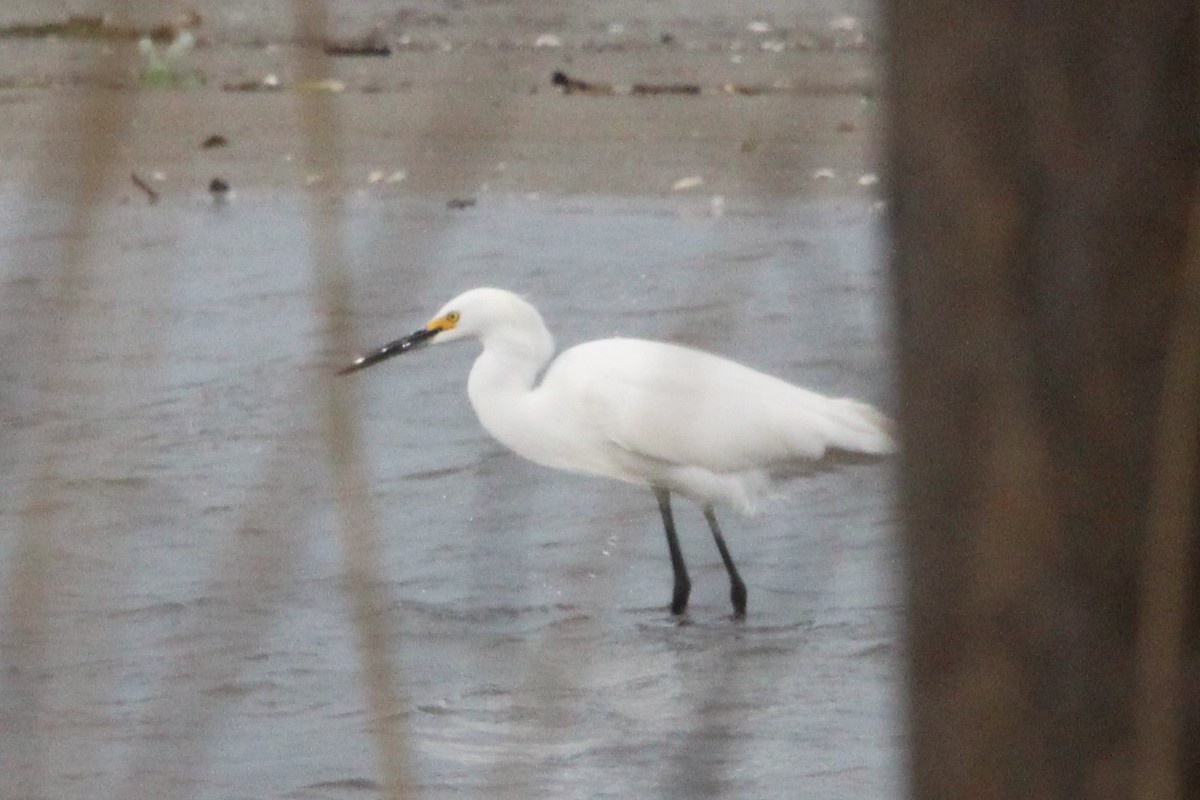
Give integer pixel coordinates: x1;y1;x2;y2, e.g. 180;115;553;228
446;312;460;324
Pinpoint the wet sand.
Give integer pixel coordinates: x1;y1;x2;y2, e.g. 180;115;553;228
0;3;898;799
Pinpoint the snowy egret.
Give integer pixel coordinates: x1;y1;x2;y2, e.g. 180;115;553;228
340;288;894;617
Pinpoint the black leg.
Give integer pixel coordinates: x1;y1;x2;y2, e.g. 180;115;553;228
654;487;690;615
704;505;747;617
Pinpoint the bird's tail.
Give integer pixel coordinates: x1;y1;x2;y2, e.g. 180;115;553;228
823;398;897;455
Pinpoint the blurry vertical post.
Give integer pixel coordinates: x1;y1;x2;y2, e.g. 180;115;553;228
291;1;413;796
888;2;1200;798
1;7;137;799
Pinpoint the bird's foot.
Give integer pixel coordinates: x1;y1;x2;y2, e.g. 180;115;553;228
669;575;691;616
730;583;747;619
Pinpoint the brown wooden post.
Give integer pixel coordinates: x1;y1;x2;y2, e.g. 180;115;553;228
886;3;1200;798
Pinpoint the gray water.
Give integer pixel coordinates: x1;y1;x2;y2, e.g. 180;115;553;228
1;187;899;799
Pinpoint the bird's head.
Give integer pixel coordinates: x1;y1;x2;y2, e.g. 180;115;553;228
338;288;549;374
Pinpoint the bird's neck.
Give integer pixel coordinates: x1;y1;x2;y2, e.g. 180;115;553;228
465;326;554;453
468;345;543;397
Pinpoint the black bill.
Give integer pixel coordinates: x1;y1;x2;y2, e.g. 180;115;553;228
338;327;438;375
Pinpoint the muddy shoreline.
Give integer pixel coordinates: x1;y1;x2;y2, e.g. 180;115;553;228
0;3;880;198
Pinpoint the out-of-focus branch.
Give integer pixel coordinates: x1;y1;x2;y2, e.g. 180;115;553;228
291;2;412;797
1133;193;1200;800
2;20;137;800
889;2;1200;798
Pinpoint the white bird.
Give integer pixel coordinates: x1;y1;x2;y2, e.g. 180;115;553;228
341;288;894;617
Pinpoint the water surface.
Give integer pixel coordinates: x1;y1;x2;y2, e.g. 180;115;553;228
0;188;898;799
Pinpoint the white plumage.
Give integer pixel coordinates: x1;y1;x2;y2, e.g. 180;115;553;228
342;287;894;617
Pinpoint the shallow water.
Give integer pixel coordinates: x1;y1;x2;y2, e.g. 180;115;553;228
0;187;898;799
